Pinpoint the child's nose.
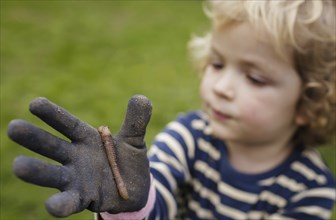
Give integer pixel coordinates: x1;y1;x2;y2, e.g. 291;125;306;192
213;70;236;100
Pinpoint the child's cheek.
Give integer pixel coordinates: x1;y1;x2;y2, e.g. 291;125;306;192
240;101;268;128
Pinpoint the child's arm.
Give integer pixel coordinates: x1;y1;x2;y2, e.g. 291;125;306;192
146;113;198;219
8;95;153;218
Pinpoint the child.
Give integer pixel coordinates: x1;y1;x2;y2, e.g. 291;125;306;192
143;0;335;219
8;0;336;219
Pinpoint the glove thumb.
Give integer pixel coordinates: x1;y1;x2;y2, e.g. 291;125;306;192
118;95;152;148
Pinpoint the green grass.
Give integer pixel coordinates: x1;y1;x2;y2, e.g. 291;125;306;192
1;1;335;220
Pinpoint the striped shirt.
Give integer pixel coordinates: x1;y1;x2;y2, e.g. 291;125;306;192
147;111;336;220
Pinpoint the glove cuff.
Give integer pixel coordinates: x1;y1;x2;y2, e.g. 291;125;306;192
99;174;156;220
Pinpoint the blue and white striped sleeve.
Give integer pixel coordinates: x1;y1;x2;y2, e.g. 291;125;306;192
147;113;197;219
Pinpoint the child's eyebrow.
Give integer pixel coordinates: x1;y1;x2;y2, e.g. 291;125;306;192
210;46;266;69
209;47;223;58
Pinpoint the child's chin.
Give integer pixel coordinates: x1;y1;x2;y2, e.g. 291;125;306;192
209;124;232;141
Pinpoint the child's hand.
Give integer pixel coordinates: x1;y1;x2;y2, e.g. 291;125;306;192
7;95;152;217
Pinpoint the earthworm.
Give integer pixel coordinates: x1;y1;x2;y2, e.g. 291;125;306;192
98;126;129;200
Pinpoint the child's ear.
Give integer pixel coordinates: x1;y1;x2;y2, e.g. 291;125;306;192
295;114;307;126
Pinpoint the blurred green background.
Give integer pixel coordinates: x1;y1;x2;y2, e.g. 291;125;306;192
1;1;334;219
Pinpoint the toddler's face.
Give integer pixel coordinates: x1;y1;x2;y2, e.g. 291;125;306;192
200;22;303;147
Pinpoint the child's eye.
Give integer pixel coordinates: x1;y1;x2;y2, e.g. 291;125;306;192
247;73;268;86
211;61;224;70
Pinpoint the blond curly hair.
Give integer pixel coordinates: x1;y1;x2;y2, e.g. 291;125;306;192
189;0;336;147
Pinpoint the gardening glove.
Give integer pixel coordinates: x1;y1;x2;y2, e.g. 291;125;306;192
7;95;152;218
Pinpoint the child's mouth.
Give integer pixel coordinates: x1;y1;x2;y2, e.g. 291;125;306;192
211;108;232;121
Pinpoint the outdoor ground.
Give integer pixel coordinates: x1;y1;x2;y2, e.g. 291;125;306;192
1;1;335;219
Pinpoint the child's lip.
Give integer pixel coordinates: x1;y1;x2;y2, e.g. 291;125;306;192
212;108;233;121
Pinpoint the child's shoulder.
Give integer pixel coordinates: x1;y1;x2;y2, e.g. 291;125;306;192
265;147;335;194
172;110;211;135
289;148;335;188
279;148;336;214
259;147;335;194
259;148;335;210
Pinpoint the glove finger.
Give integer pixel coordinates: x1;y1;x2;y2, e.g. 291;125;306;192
8;119;72;164
29;97;96;142
118;95;152;148
13;156;70;190
45;190;82;217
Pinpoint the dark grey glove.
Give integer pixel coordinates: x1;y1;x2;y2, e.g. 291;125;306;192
7;95;152;217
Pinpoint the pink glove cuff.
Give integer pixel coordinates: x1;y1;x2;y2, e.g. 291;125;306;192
100;174;155;220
